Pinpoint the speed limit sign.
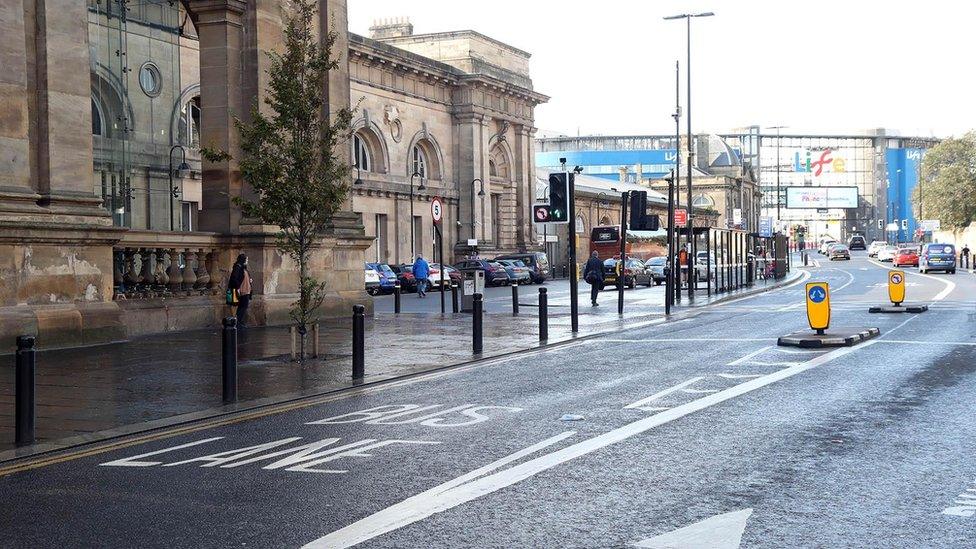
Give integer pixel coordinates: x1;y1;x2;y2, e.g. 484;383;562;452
431;196;443;225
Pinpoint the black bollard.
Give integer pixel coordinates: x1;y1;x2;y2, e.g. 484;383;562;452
221;317;237;404
539;288;548;341
451;283;459;313
473;293;483;354
15;335;36;446
511;282;519;316
352;304;365;379
393;282;401;314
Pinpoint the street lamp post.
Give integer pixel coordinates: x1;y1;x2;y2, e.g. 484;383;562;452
766;126;787;226
664;11;714;302
168;145;191;231
409;172;426;260
470;177;485;241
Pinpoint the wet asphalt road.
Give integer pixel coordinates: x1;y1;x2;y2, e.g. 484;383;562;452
1;253;975;548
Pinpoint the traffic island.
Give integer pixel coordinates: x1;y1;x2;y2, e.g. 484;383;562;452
778;327;881;348
869;304;929;314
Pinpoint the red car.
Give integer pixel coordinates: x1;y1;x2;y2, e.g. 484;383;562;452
893;247;919;267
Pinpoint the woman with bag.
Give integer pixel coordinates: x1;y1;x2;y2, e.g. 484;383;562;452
227;254;252;328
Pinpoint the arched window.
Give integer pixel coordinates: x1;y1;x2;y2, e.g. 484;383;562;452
91;97;104;136
489;159;497;177
353;133;371;172
412;144;428;178
179;96;201;148
692;194;715;208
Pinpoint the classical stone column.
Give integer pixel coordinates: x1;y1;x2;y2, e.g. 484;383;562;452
513;124;537;252
0;0;38;215
190;0;247;234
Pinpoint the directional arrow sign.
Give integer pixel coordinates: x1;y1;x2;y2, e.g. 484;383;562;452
632;508;753;549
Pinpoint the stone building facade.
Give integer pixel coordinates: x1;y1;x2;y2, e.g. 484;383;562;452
0;1;545;351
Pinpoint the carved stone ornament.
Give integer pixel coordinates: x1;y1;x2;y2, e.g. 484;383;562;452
384;104;403;142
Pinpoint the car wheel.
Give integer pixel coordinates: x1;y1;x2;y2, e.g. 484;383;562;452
655;280;663;286
629;278;637;289
950;269;956;275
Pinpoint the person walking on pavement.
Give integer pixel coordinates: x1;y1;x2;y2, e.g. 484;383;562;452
583;251;604;306
413;254;430;298
227;253;253;328
962;244;970;269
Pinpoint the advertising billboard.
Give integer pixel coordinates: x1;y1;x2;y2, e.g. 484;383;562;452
785;186;858;209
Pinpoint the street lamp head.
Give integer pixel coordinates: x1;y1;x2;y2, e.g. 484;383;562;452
176;161;191;179
693;12;715;17
418;180;426;191
473;177;486;196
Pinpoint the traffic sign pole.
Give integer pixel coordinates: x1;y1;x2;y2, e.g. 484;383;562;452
431;197;445;314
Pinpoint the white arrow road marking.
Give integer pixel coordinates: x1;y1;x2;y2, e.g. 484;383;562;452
632;508;753;549
625;377;704;409
716;373;762;380
726;346;772;366
303;342;873;549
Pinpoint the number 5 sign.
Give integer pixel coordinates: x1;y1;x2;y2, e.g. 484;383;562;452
431;197;443;225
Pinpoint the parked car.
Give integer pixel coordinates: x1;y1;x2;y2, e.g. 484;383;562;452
695;251;717;282
364;264;381;294
919;243;957;274
488;261;516;285
433;263;462;287
494;252;550;283
366;262;397;295
867;240;886;257
848;235;866;250
419;263;446;291
496;259;532;284
453;259;511;287
877;245;898;262
644;256;668;285
602;258;653;289
828;244;851;260
819;240;838;254
892;247;919;267
388;263;418;292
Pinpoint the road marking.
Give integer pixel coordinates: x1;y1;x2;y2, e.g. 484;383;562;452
632;508;753;549
874;340;976;346
868;259;956;301
716;373;762;379
304;341;875;548
625;378;704;409
748;361;802;367
634;406;671;412
680;388;719;394
99;437;224;467
726;346;772;366
774;348;826;355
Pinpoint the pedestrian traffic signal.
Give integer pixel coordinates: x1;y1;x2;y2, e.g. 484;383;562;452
626;191;659;231
548;173;570;224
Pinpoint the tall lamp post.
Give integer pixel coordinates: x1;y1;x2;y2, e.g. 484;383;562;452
470;177;485;241
168;145;191;231
664;11;714;301
409;171;426;259
766;125;787;228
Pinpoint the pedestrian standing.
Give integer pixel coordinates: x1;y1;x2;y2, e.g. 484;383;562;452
962;244;970;269
227;253;252;328
583;251;604;307
413;254;430;298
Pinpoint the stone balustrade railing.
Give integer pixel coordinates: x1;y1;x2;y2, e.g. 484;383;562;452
113;231;225;300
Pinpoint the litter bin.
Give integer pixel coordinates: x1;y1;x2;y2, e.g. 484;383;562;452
461;270;486;313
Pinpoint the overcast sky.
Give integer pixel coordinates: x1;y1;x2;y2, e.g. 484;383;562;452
348;0;975;139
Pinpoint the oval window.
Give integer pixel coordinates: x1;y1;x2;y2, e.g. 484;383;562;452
139;62;162;97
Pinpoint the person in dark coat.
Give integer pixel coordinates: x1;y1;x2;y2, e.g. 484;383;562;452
583;251;604;306
227;253;252;327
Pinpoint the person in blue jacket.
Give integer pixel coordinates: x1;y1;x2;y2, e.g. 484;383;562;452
413;254;430;298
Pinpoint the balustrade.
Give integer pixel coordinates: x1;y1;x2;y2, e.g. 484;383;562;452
112;234;225;300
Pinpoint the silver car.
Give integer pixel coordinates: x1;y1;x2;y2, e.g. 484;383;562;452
644;256;667;285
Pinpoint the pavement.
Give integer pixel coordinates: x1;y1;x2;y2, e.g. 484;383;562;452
0;269;790;458
1;253;974;547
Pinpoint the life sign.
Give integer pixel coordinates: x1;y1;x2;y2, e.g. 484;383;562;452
805;282;830;332
888;270;905;305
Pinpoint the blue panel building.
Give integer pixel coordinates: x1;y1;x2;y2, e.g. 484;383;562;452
885;148;924;243
535;149;679;181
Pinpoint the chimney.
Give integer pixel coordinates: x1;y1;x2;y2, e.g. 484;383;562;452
369;17;414;40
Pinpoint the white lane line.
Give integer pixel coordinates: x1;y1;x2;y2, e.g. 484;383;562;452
868;259;956;301
642;338;778;343
774;348;826;355
681;388;719;394
726;346;772;366
748;361;801;367
303;341;875;549
826;267;856;293
624;377;704;409
635;406;671;412
875;340;976;346
717;373;763;379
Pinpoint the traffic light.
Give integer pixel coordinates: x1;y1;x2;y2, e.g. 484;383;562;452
901;219;908;230
645;214;660;231
548;173;570;223
626;191;659;231
877;219;884;230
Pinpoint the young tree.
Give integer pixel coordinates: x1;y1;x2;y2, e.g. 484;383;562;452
206;0;353;359
914;132;976;230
